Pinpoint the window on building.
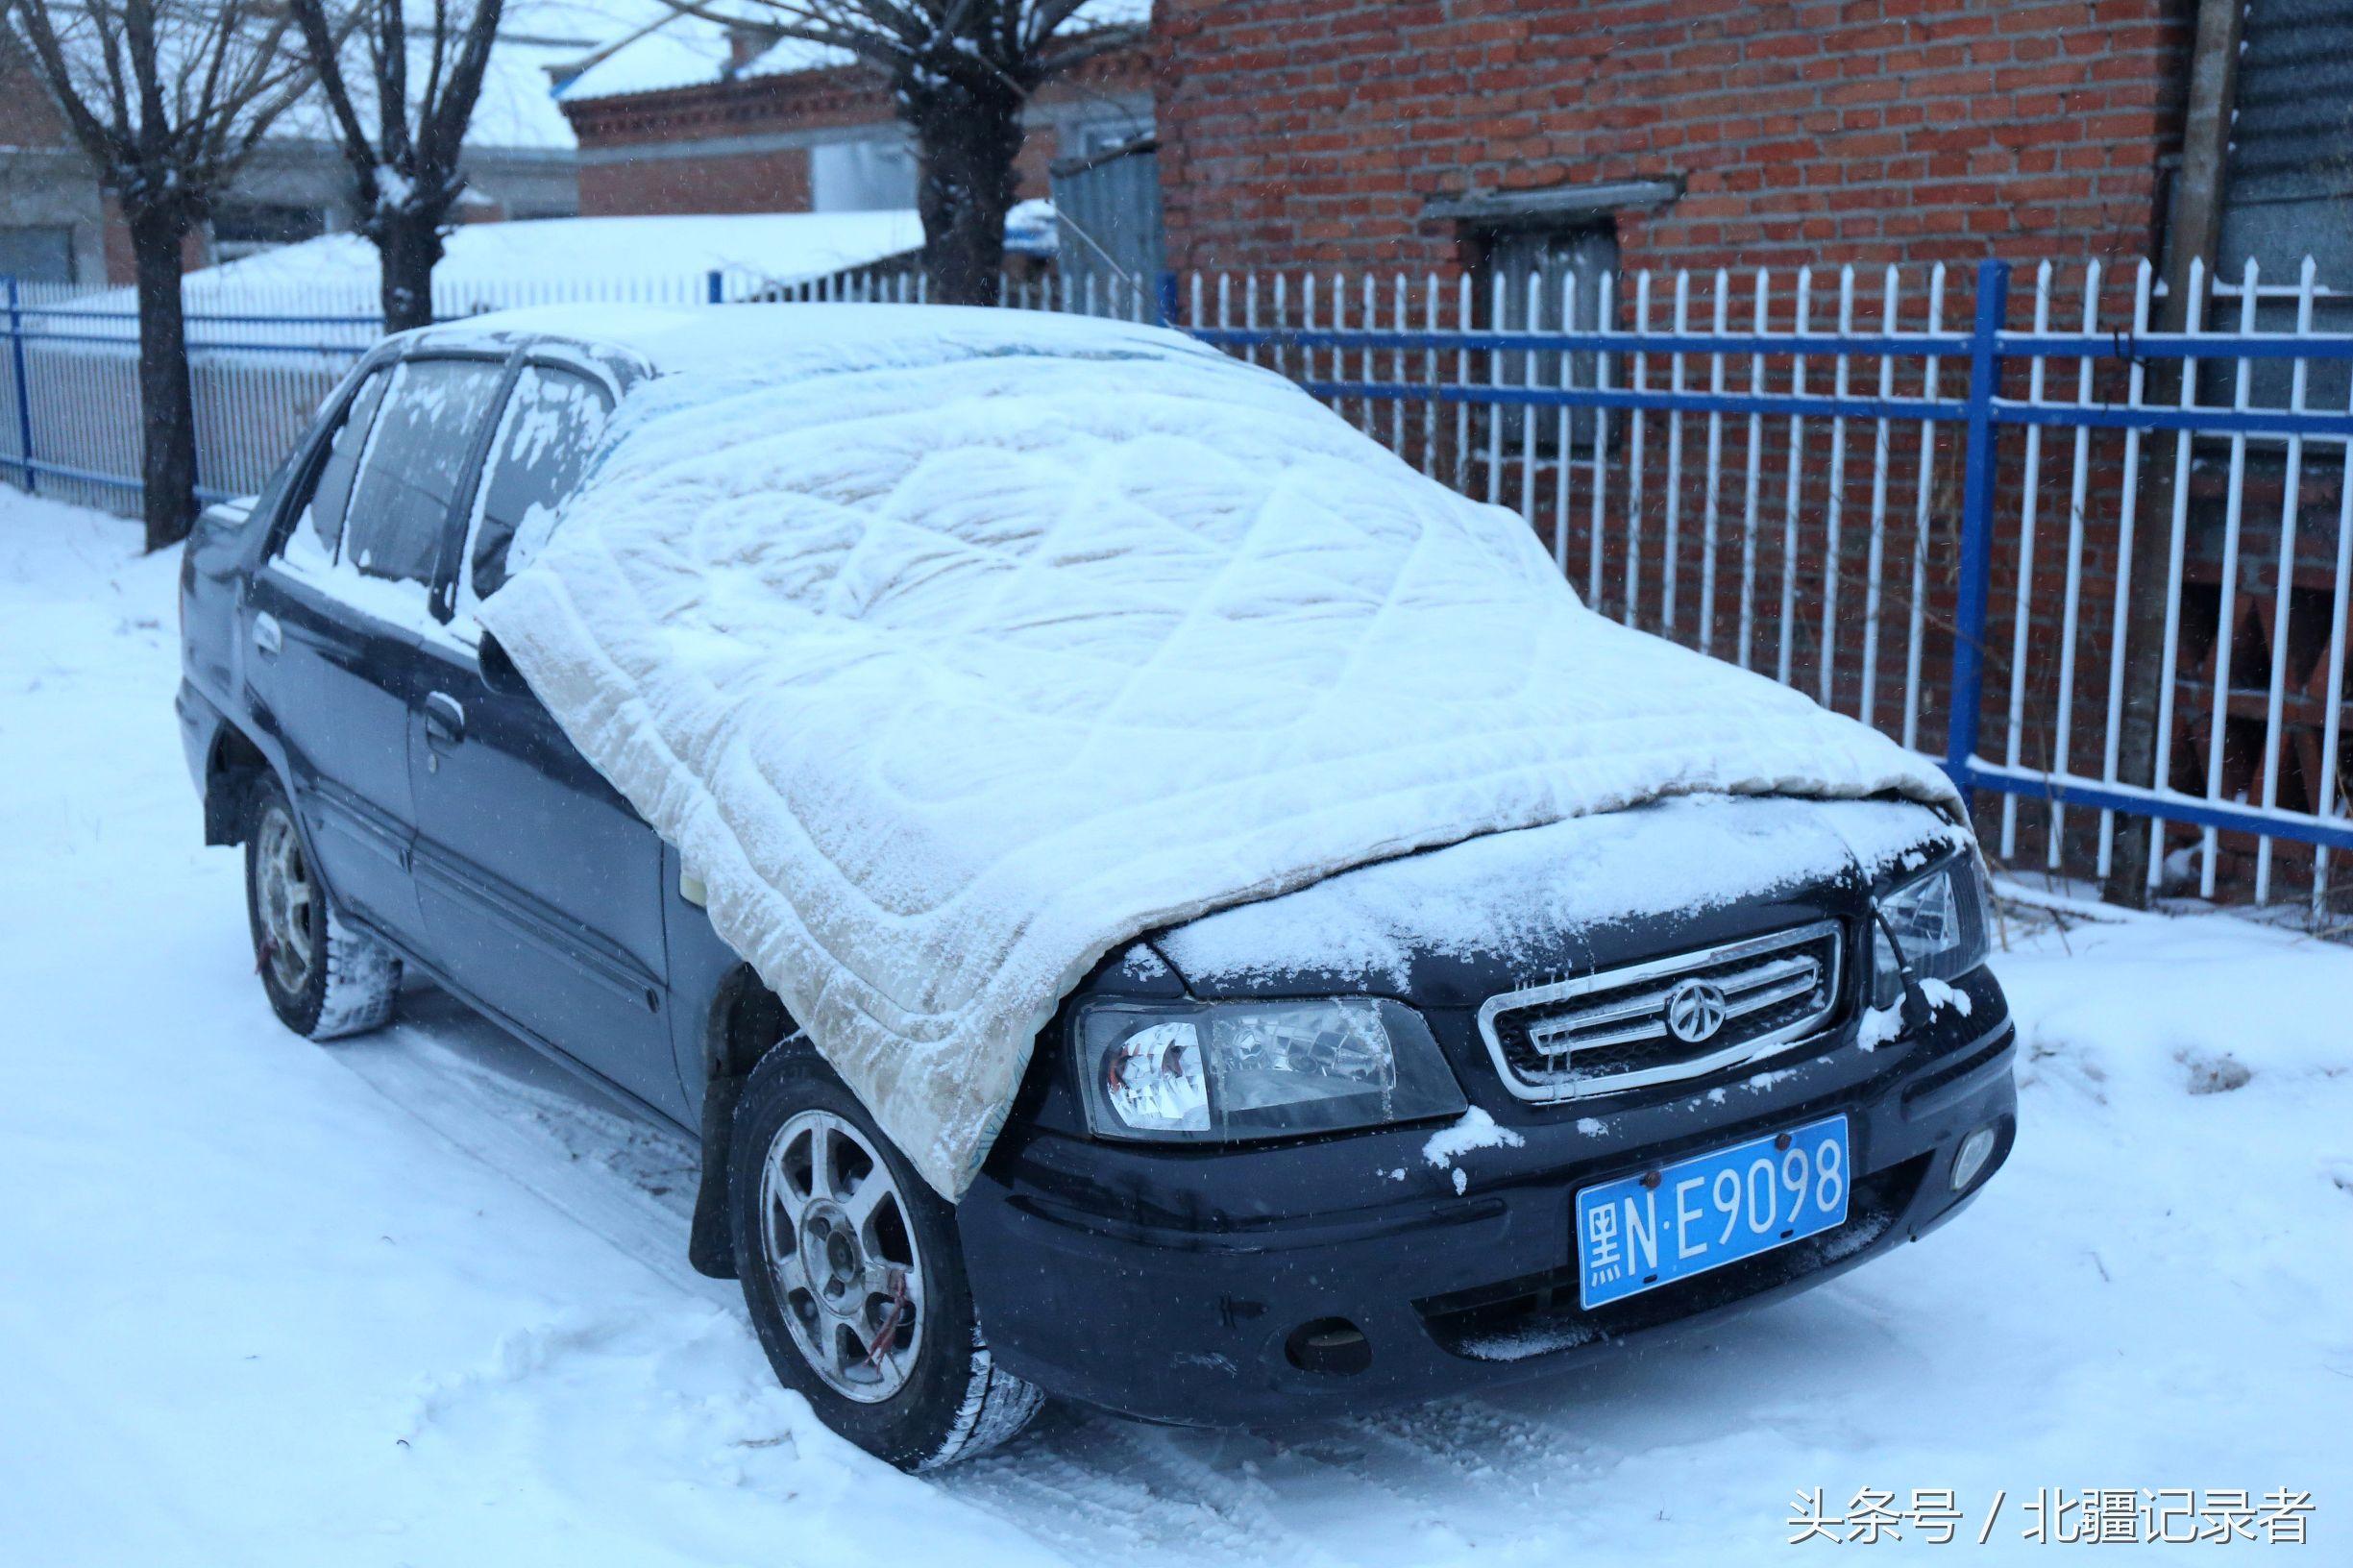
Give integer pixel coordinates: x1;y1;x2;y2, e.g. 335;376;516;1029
209;203;326;262
811;135;919;212
0;225;76;283
458;365;616;615
1480;221;1619;454
342;358;507;591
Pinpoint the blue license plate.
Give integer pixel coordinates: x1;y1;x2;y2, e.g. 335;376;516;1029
1575;1115;1850;1310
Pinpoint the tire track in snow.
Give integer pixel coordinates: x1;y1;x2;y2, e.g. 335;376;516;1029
328;991;721;1304
311;985;1903;1568
327;990;1629;1566
946;1411;1352;1568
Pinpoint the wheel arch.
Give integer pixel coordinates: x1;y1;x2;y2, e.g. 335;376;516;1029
689;961;805;1279
705;961;798;1082
203;723;273;846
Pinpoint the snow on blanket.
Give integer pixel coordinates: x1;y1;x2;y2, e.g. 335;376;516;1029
475;305;1962;1197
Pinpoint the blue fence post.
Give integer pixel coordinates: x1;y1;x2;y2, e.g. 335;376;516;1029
1943;259;2011;807
4;277;34;495
706;269;723;305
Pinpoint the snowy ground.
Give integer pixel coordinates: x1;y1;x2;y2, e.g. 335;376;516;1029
3;491;2346;1565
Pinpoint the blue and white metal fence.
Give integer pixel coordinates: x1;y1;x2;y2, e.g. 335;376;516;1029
1176;257;2353;914
7;254;2353;916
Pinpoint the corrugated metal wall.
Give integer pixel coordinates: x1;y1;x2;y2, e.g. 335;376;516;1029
2221;0;2353;281
2220;0;2353;405
1049;138;1165;320
2228;0;2353;215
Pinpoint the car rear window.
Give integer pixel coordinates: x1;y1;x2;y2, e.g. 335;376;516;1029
461;365;614;611
341;358;506;589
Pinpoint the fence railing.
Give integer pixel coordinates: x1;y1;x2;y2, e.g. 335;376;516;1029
1173;257;2353;916
0;267;961;510
7;253;2353;919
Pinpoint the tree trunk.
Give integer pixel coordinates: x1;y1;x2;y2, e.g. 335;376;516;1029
376;210;447;334
129;207;198;552
906;73;1026;306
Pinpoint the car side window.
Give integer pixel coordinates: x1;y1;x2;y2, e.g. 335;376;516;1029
457;365;615;617
340;358;507;595
278;367;389;573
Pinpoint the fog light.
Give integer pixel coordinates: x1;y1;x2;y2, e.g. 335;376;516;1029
1950;1125;1999;1192
1284;1317;1372;1376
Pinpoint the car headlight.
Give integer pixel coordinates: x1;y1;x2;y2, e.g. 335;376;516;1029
1075;997;1467;1143
1871;856;1992;1009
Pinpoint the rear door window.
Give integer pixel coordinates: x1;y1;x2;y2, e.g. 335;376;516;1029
456;365;615;618
339;358;507;599
279;367;389;574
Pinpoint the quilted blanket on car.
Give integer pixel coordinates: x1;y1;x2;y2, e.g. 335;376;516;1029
478;306;1964;1197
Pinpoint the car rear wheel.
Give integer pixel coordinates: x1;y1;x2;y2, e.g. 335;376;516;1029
727;1041;1042;1469
243;777;401;1040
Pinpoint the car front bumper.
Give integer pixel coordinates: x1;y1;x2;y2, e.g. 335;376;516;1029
958;979;2017;1428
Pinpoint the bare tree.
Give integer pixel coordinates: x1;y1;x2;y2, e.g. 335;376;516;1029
4;0;313;548
285;0;503;333
675;1;1144;306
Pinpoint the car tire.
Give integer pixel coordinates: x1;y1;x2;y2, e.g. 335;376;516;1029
727;1040;1042;1470
243;775;401;1041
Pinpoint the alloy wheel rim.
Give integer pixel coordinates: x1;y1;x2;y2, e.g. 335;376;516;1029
255;806;315;998
758;1108;926;1403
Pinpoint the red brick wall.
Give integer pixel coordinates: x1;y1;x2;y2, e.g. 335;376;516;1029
0;51;71;149
580;146;814;216
1156;0;2194;277
98;198;208;284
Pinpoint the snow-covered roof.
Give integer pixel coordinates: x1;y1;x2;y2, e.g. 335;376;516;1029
558;0;1152;106
279;0;685;153
6;0;671;155
190;211;924;298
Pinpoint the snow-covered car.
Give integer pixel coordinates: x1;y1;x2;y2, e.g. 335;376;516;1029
175;306;2017;1471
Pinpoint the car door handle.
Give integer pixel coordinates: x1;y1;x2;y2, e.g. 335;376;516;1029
424;692;466;748
251;612;282;659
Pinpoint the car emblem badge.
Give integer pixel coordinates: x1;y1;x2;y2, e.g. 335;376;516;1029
1664;978;1729;1045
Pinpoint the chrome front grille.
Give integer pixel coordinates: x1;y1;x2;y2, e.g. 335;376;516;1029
1477;920;1844;1102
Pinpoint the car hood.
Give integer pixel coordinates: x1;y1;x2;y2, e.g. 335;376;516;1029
1125;793;1969;1010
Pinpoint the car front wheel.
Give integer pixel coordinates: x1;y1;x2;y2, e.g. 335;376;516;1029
727;1041;1042;1469
243;776;401;1040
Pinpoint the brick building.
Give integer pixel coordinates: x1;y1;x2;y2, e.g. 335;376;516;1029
1151;0;2348;294
1138;0;2352;899
556;7;1157;224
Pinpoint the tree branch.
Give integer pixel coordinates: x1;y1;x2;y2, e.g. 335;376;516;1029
421;0;503;166
287;0;384;203
1036;18;1142;76
4;0;130;167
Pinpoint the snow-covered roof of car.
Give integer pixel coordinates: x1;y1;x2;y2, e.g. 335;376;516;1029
412;299;1210;378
